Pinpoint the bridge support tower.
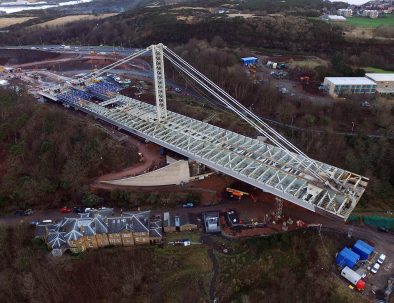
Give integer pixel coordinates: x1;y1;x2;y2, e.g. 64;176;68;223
152;43;167;122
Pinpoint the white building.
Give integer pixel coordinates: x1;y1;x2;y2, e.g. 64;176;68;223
327;15;347;22
365;73;394;94
362;10;379;18
338;9;353;17
323;77;376;97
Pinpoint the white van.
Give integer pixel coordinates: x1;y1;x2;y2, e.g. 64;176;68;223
377;254;386;264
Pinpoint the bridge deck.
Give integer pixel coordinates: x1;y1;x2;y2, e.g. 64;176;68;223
55;94;368;220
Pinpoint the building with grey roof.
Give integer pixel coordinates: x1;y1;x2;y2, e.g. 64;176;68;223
323;77;376;97
203;212;221;233
163;212;198;232
36;210;160;252
365;73;394;94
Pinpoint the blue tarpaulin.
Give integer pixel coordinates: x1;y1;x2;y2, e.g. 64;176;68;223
352;240;374;260
336;247;360;269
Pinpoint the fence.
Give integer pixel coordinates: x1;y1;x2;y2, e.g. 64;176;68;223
347;215;394;230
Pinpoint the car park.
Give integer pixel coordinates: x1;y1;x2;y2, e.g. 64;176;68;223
60;206;72;213
371;263;380;274
378;254;386;264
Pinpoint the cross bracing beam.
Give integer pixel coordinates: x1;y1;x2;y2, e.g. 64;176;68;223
54;92;368;220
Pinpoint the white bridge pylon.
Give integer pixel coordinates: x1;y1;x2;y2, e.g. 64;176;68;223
53;44;369;220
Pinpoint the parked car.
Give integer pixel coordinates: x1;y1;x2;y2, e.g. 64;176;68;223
371;263;380;274
73;206;85;213
60;206;72;213
182;202;194;208
378;254;386;264
377;226;389;233
42;219;53;224
15;209;33;216
30;220;40;227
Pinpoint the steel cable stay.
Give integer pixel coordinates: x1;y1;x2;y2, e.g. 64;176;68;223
76;44;353;193
162;50;330;187
163;47;349;192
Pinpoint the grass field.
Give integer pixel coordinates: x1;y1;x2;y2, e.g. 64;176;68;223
345;15;394;28
0;17;35;28
34;13;116;27
363;66;394;73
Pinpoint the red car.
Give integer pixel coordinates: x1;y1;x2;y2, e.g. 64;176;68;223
60;206;72;213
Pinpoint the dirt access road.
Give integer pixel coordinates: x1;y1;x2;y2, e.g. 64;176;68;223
95;137;163;183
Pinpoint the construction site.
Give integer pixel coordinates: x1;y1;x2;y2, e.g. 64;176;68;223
0;44;393;302
0;43;372;223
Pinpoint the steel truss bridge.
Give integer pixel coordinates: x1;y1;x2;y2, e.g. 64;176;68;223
41;44;369;221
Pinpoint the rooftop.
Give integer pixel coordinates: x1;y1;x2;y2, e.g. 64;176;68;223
327;15;347;21
241;57;257;61
325;77;376;86
365;73;394;82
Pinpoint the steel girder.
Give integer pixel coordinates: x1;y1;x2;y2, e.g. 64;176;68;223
68;95;369;220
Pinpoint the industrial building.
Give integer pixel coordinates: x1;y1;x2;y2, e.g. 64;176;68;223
365;73;394;94
337;9;353;17
241;57;258;66
323;77;376;97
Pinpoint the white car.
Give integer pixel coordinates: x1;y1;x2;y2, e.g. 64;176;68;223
377;254;386;264
371;263;380;274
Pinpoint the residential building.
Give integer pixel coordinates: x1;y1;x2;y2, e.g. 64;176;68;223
36;210;162;253
365;73;394;94
323;77;376;97
338;9;353;17
163;212;198;232
362;10;379;18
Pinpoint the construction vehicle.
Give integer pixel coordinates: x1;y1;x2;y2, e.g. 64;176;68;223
300;76;310;85
296;220;322;228
226;188;249;199
341;267;365;291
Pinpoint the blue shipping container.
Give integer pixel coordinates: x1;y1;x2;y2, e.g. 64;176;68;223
241;57;258;66
336;247;360;269
352;240;374;260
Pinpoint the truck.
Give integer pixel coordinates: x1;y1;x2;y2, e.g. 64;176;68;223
341;266;365;291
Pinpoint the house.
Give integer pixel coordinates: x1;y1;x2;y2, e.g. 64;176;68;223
362;10;379;18
163;212;198;232
149;219;163;244
107;211;151;245
37;210;161;253
337;9;353;17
